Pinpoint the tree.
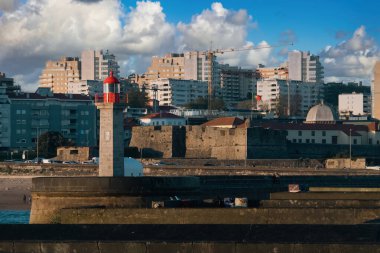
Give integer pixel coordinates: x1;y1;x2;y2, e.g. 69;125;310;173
38;131;70;158
126;88;148;108
235;99;256;110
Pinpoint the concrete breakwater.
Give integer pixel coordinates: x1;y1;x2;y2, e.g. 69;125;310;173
30;175;380;224
1;224;380;253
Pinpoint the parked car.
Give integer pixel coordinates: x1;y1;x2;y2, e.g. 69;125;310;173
62;161;78;164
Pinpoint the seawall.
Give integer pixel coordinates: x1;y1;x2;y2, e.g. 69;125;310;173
1;224;380;253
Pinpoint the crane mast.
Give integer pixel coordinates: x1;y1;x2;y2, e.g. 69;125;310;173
202;43;293;111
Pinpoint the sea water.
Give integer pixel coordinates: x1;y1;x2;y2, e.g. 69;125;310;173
0;210;30;224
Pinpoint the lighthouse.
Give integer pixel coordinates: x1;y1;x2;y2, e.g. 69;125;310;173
96;71;124;176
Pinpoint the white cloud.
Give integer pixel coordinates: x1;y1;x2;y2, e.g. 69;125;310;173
177;2;251;50
320;25;380;84
0;0;176;91
122;1;175;54
177;2;272;68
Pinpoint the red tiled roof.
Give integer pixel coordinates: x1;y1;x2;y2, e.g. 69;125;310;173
140;112;182;119
202;117;246;128
8;93;92;101
259;122;367;136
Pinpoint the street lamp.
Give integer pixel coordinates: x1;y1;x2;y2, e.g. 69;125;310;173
349;128;352;169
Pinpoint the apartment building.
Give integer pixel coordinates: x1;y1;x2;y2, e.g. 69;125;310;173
0;72;20;95
288;51;324;83
257;79;323;117
255;66;288;80
373;61;380;120
0;85;10;149
145;78;208;107
338;93;371;116
39;57;81;94
220;65;255;106
81;50;120;81
2;88;97;150
67;80;103;96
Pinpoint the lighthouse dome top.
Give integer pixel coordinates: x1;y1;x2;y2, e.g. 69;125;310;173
103;71;119;84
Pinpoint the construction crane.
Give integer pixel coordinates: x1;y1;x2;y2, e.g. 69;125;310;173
141;83;163;113
199;43;293;111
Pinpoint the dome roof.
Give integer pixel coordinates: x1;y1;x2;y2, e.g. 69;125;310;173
103;71;119;84
305;102;335;123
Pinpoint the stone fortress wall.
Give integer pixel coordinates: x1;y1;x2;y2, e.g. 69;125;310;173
130;125;288;159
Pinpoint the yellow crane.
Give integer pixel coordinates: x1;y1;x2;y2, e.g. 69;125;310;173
199;43;293;110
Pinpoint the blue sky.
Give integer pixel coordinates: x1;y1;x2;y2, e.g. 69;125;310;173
0;0;379;90
155;0;380;54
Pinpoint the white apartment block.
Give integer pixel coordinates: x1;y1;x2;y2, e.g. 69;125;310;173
146;78;208;107
68;80;103;96
338;93;371;116
81;50;120;81
288;51;324;83
257;79;323;117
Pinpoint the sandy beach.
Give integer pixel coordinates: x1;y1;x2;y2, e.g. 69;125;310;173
0;176;33;210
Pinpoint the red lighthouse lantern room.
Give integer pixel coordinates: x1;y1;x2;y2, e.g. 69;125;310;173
103;71;120;103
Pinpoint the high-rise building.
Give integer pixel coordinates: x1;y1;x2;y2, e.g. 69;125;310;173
288;51;324;83
257;79;324;117
220;65;255;106
338;93;371;116
0;72;20;95
39;57;81;94
81;50;120;81
255;66;288;80
139;52;220;95
145;78;208;107
373;61;380;120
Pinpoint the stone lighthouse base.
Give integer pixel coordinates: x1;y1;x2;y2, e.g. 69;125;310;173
30;177;200;224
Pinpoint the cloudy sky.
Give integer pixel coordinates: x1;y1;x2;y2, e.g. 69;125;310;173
0;0;379;91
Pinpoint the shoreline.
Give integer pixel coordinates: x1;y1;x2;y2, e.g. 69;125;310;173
0;177;32;211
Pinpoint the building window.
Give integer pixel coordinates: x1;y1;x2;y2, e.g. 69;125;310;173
298;131;302;136
311;139;315;143
322;131;326;136
298;139;302;143
322;139;326;144
293;139;296;143
353;139;357;145
311;131;315;136
306;139;310;143
70;150;79;155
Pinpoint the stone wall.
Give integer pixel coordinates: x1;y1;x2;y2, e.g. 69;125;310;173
186;126;247;159
56;146;91;162
1;224;380;253
130;125;288;159
60;207;380;225
130;126;186;158
325;158;366;169
288;143;380;159
247;127;288;159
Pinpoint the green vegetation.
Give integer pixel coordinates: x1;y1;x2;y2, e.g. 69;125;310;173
126;88;148;108
38;131;71;158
